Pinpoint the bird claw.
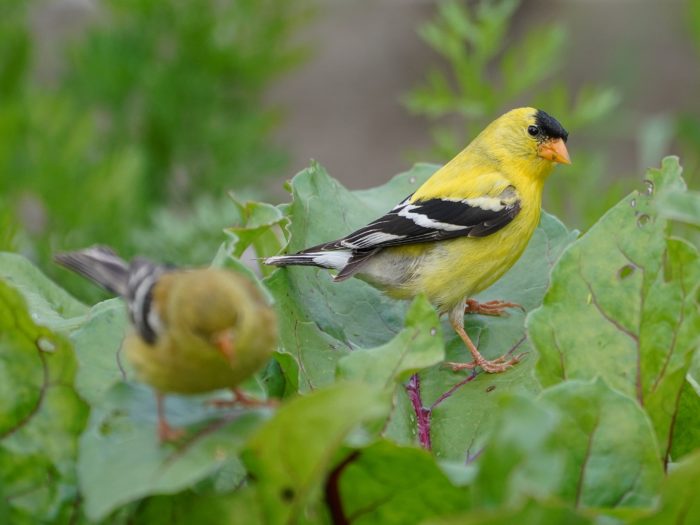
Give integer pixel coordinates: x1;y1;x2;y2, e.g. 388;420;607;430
158;421;185;443
465;299;525;317
445;352;527;374
444;360;478;371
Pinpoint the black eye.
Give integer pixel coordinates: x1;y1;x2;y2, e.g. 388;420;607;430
527;125;539;137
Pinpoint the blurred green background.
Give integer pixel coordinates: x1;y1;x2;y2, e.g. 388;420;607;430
1;0;699;301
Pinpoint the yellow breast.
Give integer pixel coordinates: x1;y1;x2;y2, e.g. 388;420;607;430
386;177;543;312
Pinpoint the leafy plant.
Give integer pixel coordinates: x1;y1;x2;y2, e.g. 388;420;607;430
403;0;624;229
0;0;311;302
63;0;311;205
1;156;698;523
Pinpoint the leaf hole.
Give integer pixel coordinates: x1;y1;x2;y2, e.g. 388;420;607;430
637;214;651;227
617;264;636;280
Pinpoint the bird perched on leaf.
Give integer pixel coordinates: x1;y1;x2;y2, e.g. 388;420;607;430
266;107;570;373
55;246;278;441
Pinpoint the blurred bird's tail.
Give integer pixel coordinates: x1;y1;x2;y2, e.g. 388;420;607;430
54;245;130;296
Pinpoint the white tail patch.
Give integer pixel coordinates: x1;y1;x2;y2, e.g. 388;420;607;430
265;251;351;271
311;251;351;270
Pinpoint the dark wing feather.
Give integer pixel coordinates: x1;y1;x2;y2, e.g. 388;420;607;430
55;246;173;345
311;189;521;254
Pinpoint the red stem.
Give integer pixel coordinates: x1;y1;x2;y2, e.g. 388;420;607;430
406;374;432;450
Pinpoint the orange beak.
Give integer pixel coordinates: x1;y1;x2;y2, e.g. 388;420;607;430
213;329;236;363
538;138;571;165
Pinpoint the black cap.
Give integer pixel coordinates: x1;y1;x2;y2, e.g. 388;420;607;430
535;110;569;142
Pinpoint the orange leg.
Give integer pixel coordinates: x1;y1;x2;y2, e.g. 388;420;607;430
156;393;185;442
445;305;526;373
465;299;524;317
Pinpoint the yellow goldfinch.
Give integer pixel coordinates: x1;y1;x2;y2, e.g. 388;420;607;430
266;107;570;373
55;246;278;441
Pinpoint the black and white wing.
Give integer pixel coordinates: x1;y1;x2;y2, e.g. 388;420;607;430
264;186;521;281
55;246;173;345
321;186;520;250
309;186;521;279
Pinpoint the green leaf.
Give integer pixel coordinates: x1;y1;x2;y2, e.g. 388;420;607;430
126;491;245;525
474;380;662;510
393;211;576;458
0;252;87;330
669;375;700;461
267;162;576;465
265;163;433;391
539;380;662;508
69;298;129;405
423;499;593;525
0;280;88;523
242;382;391;524
632;450;700;524
337;440;469;524
225;194;287;263
78;382;270;521
656;187;700;226
529;157;700;463
337;295;444;387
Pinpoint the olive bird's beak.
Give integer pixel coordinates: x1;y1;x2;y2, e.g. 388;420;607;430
538;138;571;165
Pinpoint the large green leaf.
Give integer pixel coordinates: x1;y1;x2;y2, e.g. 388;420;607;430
632;450;700;524
396;211;576;459
422;499;593;525
337;440;469;524
0;280;88;523
529;157;700;464
69;299;129;405
0;252;87;331
337;295;444;387
473;380;662;511
242;382;391;524
267;162;577;460
124;492;239;525
78;382;270;521
264;163;430;393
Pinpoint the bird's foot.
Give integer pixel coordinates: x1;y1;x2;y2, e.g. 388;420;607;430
208;388;278;409
445;352;527;374
158;420;185;443
464;299;524;317
156;393;185;443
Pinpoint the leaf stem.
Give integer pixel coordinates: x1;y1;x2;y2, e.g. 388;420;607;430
325;451;360;525
406;374;432;450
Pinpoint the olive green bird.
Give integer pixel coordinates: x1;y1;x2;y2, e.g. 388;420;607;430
56;246;277;441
